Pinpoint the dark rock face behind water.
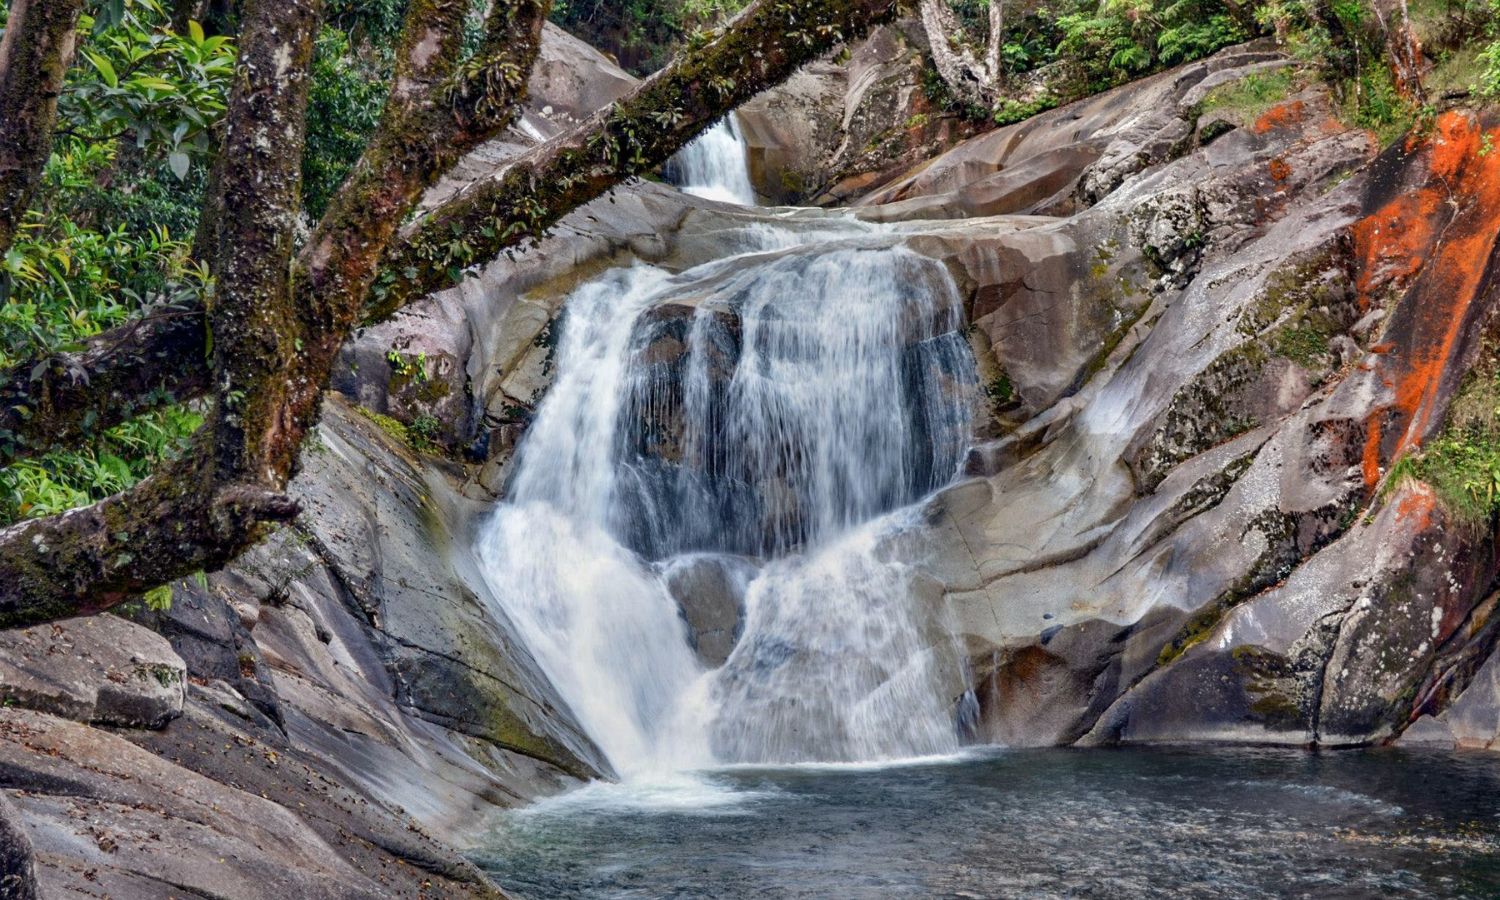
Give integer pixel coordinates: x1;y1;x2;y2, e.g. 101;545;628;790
4;31;1500;897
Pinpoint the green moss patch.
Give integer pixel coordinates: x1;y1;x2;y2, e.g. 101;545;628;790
1199;67;1301;120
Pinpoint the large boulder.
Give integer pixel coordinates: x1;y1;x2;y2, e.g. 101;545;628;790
0;615;184;729
0;708;493;899
662;555;757;667
737;21;984;204
890;46;1500;751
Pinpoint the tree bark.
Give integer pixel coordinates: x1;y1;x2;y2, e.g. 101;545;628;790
0;0;551;468
0;0;901;467
0;0;321;627
986;0;1004;86
0;0;85;256
0;0;552;624
918;0;995;109
0;0;904;625
0;310;209;464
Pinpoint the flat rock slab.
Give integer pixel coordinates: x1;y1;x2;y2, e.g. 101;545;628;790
0;615;185;729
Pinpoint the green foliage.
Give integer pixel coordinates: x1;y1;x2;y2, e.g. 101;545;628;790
1053;0;1249;93
143;583;174;611
1200;67;1299;115
325;0;407;43
302;25;392;219
354;405;443;454
0;405;203;523
994;92;1058;125
0;0;219;526
920;0;1253;124
1343;61;1413;145
1390;365;1500;524
63;1;236;180
551;0;751;73
984;373;1014;404
386;348;429;382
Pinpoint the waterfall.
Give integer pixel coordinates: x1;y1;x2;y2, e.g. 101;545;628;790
474;145;977;778
664;116;759;206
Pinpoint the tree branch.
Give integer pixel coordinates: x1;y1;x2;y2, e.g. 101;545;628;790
0;309;209;462
0;0;903;615
0;0;85;255
372;0;903;321
0;0;553;468
0;0;555;624
0;0;322;626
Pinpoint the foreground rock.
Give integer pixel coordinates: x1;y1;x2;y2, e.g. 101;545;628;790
0;615;184;729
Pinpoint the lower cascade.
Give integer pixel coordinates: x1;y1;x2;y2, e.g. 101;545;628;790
475;138;977;776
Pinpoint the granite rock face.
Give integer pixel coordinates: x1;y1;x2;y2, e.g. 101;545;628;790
0;615;185;729
858;48;1500;751
736;20;987;205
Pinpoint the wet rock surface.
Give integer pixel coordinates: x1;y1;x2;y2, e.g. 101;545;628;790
870;48;1500;751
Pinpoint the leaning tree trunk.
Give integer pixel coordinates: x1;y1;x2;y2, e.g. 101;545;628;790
0;0;85;256
0;0;904;470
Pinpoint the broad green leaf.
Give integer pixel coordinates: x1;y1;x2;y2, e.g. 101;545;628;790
84;50;119;88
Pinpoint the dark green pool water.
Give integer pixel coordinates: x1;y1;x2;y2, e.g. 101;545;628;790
472;746;1500;899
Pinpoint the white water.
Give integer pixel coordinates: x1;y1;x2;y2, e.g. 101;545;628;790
474;133;976;781
666;116;760;206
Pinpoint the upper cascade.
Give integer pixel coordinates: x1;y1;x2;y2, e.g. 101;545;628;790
664;116;760;206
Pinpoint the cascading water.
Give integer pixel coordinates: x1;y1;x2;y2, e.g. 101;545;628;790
663;116;760;206
474;132;977;779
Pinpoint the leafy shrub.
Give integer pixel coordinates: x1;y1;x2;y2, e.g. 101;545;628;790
64;1;236;180
302;25;391;218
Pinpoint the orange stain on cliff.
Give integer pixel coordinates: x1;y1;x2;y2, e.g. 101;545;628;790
1254;100;1307;134
1267;158;1292;183
1362;417;1384;488
1394;483;1437;532
1353;112;1500;490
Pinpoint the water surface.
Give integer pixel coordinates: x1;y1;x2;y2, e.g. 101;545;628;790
474;746;1500;899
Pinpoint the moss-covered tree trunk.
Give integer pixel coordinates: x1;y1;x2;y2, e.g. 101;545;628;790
0;0;85;256
379;0;904;315
0;0;901;627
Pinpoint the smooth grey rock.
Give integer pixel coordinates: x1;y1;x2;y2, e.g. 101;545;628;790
662;555;758;667
0;615;184;729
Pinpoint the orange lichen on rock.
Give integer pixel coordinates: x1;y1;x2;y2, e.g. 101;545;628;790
1253;100;1307;134
1394;481;1437;532
1352;112;1500;491
1267;158;1292;182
